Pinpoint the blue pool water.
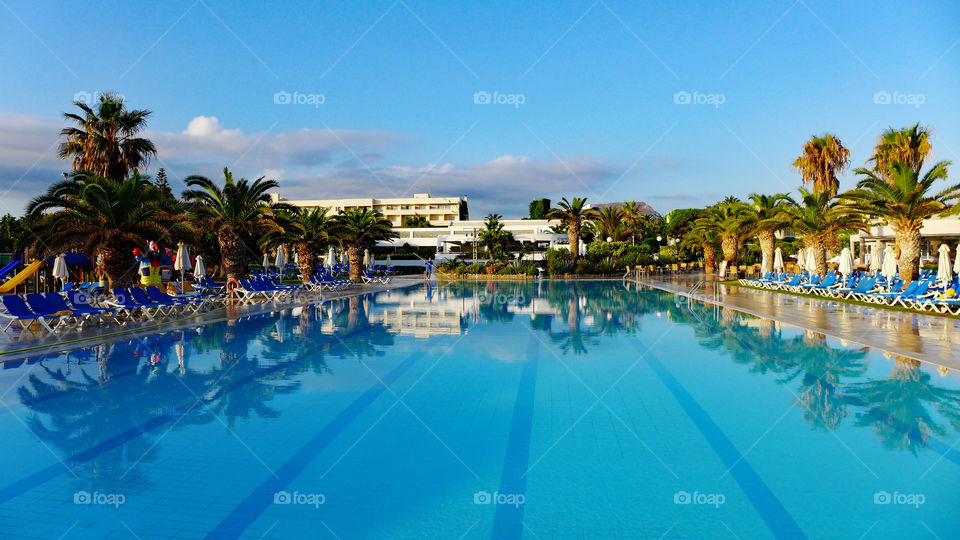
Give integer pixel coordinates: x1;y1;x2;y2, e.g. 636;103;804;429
0;280;958;539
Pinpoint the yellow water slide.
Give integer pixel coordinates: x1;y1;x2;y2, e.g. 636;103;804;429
0;261;46;294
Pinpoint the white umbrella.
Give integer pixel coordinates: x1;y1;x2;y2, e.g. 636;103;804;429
954;244;960;276
293;250;299;266
274;245;285;269
796;249;806;272
385;255;392;267
773;247;784;273
805;248;817;274
881;245;898;278
194;255;206;280
340;251;348;265
174;242;192;289
937;243;952;283
838;247;854;278
262;252;271;268
327;246;336;268
363;249;370;268
760;251;771;275
869;240;883;272
52;253;69;289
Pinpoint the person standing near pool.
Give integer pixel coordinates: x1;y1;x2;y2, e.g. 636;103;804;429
424;259;433;279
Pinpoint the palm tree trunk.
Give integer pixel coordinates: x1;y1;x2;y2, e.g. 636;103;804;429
703;245;717;274
721;235;737;262
101;243;136;288
758;231;775;274
809;236;827;276
348;244;362;281
894;222;922;282
219;230;247;280
568;222;580;260
297;245;317;283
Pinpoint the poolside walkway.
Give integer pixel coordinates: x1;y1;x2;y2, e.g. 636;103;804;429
638;274;960;372
0;277;424;360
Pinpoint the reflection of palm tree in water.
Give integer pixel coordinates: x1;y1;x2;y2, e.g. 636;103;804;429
846;356;960;454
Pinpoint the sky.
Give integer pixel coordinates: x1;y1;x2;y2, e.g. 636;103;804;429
0;0;958;218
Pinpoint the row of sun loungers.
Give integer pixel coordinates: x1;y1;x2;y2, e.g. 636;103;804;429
740;270;960;314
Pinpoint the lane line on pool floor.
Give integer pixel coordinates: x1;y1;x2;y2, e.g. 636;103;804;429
491;334;540;539
638;343;808;540
204;342;437;539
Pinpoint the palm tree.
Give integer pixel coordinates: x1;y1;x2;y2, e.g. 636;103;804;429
547;197;597;260
869;123;933;182
792;134;850;197
680;226;720;274
477;214;513;260
699;198;753;263
841;160;956;282
26;171;190;287
289;208;334;282
331;208;398;281
747;193;793;274
787;189;865;275
183;168;290;280
58;92;157;182
620;201;649;244
593;206;629;242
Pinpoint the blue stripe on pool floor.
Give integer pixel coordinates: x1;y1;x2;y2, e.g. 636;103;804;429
204;343;434;539
642;347;808;540
491;335;539;539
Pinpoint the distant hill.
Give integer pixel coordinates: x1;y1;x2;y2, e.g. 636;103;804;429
589;201;661;218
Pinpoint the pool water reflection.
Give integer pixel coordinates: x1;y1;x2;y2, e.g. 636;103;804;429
0;280;958;539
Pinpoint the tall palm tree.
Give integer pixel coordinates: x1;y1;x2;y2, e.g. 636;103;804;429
869;123;933;182
680;226;720;274
593;206;628;242
26;171;191;287
792;134;850;197
841;160;956;282
58;93;157;182
289;208;334;282
478;213;513;260
787;189;865;276
182;168;290;280
747;193;793;274
620;201;648;244
331;208;398;281
547;197;597;260
700;198;754;263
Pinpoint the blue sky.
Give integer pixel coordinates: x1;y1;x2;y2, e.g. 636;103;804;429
0;0;958;218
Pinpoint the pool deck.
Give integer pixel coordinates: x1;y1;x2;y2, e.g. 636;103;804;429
637;274;960;372
0;277;424;360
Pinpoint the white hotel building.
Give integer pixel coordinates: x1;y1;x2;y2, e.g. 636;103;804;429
272;192;567;256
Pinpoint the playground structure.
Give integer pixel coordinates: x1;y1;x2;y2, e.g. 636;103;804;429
0;261;46;294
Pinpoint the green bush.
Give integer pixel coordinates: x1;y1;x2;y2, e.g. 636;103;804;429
546;248;572;275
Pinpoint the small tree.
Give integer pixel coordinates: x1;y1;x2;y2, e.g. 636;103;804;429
528;198;551;219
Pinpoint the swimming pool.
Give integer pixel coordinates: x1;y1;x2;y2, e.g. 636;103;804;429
0;280;957;538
